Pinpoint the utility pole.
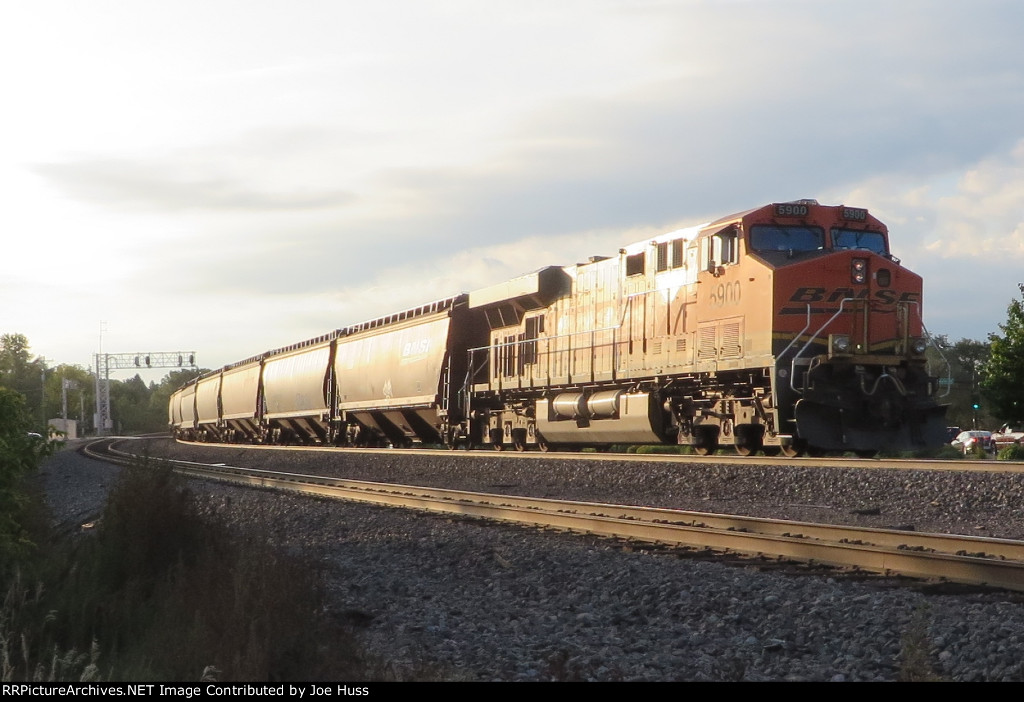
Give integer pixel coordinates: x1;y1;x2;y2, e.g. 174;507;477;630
39;357;50;435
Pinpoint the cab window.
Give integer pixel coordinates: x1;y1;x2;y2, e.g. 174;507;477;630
750;225;824;253
703;226;739;269
832;228;888;255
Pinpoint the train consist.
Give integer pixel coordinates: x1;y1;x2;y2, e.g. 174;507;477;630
170;200;947;456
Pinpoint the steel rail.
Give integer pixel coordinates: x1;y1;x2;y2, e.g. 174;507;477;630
87;439;1024;591
171;438;1024;473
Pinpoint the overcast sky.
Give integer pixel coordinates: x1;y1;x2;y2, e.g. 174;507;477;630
3;0;1023;379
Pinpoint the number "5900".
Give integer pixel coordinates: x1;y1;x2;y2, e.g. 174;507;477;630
709;281;741;307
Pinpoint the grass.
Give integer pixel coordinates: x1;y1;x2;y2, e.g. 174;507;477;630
2;459;376;682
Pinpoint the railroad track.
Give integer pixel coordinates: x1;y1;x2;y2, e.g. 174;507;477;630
176;438;1024;473
84;438;1024;592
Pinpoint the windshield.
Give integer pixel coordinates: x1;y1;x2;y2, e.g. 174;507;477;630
832;228;887;255
750;225;824;253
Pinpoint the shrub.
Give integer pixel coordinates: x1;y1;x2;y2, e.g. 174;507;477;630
997;443;1024;461
635;444;688;454
27;461;366;681
0;388;58;574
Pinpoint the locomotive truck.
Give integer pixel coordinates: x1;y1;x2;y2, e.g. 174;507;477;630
170;200;947;456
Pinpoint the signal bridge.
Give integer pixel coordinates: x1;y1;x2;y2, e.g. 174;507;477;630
94;351;197;435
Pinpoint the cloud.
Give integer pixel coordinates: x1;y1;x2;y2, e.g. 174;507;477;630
31;155;357;213
9;0;1024;370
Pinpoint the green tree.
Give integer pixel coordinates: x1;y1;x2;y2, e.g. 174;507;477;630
0;387;55;570
110;374;157;434
0;333;49;430
928;335;994;429
982;283;1024;425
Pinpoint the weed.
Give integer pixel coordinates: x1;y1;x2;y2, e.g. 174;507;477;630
897;605;944;682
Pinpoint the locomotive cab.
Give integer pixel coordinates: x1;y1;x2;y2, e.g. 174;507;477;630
750;203;947;453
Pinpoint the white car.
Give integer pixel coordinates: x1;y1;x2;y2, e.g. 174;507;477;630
951;430;994;456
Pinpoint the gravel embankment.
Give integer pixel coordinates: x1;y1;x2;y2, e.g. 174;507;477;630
39;439;1024;681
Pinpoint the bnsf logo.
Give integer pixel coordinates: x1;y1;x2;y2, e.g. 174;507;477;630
789;287;919;305
402;339;430;357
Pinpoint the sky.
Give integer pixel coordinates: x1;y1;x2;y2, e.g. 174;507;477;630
3;0;1023;381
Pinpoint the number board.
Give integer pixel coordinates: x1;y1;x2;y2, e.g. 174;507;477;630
774;203;809;217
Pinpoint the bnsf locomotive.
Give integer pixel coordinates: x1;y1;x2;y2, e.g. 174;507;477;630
169;200;947;456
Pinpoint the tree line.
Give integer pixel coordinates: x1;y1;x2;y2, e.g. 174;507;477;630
932;283;1024;430
0;332;202;436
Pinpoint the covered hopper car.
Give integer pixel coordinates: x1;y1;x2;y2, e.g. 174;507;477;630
170;200;947;456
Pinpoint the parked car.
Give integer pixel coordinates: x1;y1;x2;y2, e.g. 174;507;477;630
991;424;1024;452
945;426;961;442
951;430;994;456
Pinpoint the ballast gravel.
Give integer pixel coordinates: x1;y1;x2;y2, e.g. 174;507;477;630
39;440;1024;682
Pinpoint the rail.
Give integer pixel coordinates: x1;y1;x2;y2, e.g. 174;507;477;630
87;439;1024;592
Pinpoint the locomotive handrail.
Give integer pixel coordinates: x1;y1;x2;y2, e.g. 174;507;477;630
908;300;952;398
775;304;814;364
468;284;690;391
789;298;856;394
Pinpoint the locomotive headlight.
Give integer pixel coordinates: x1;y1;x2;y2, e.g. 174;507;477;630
851;258;868;284
911;337;928;355
830;334;852;357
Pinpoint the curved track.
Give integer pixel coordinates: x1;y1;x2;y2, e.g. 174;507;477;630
167;438;1024;473
84;438;1024;592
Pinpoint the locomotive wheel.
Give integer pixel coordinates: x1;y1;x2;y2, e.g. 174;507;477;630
511;428;528;452
692;427;718;456
489;427;504;451
780;442;805;458
733;428;763;457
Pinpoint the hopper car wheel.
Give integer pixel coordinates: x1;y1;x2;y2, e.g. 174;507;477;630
854;449;878;458
761;447;782;457
493;441;505;451
538;440;550;452
514;441;526;452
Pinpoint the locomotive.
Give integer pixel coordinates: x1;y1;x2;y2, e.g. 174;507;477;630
169;200;948;456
